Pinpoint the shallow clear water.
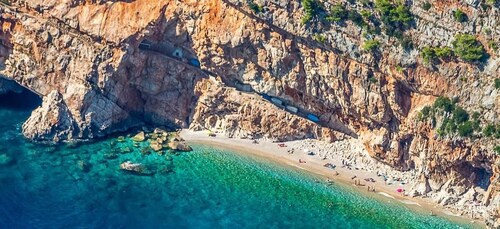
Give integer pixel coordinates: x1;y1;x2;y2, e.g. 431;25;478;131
0;105;474;229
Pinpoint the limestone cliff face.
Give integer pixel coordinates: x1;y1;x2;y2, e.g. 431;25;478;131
0;0;499;226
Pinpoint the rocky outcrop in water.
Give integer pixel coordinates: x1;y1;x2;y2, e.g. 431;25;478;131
0;0;499;225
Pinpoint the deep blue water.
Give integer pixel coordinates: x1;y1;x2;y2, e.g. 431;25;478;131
0;95;476;229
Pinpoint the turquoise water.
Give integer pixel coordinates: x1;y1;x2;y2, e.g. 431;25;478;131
0;101;474;228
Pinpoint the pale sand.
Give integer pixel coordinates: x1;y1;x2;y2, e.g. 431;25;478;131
180;130;484;228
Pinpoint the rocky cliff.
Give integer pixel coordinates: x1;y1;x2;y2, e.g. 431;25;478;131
0;0;499;226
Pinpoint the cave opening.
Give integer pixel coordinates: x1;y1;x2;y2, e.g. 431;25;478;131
0;82;41;111
456;162;492;191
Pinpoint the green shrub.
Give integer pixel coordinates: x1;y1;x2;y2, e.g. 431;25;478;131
489;41;498;51
313;34;327;43
433;96;454;113
452;107;469;124
360;9;372;18
435;47;454;58
419;106;432;120
301;0;323;24
368;76;378;83
483;124;496;137
452;34;486;62
327;4;348;22
363;39;380;52
390;5;413;27
495;78;500;89
458;121;474;137
422;2;432;11
348;10;365;27
453;9;467;22
472;111;480;120
486;0;498;6
494;146;500;155
375;0;413;31
248;1;263;14
422;47;436;63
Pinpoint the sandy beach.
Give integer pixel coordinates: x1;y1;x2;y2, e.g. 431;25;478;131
180;129;485;228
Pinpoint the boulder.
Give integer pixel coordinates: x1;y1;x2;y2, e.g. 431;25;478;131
150;140;163;151
168;141;192;152
132;131;146;142
120;161;153;175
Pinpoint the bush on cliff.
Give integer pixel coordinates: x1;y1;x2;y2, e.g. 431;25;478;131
375;0;413;33
453;9;468;22
327;4;348;22
452;34;486;62
422;47;436;64
494;146;500;155
452;106;469;124
301;0;323;24
457;121;474;137
248;1;264;14
363;39;380;52
433;96;454;113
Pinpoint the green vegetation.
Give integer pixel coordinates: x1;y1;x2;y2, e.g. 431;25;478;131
313;34;327;43
457;121;474;137
374;0;413;33
301;0;323;24
453;9;468;22
495;78;500;89
434;47;454;58
452;107;469;123
433;96;455;112
489;41;498;52
421;46;455;64
494;146;500;155
483;124;500;138
360;9;372;18
248;1;264;14
419;96;500;140
422;47;437;64
348;10;365;27
363;39;380;52
368;76;378;83
452;34;486;62
326;4;348;22
486;0;498;6
422;2;432;11
484;124;496;137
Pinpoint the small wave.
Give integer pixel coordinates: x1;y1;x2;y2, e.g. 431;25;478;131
399;200;421;206
378;192;396;199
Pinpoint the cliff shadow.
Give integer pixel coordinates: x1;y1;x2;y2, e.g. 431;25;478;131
90;5;209;134
0;78;41;111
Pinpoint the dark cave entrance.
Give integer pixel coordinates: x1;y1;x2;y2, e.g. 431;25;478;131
456;162;492;191
0;81;41;111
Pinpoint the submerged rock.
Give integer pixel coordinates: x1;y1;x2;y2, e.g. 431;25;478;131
0;154;13;166
150;140;163;152
120;161;153;175
132;132;146;142
77;160;91;173
168;141;192;152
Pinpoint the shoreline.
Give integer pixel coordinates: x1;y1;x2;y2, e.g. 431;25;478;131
180;130;484;228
